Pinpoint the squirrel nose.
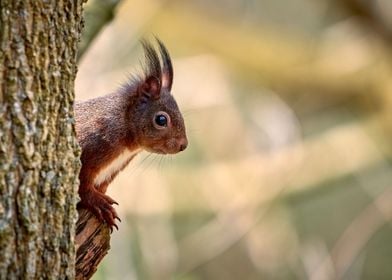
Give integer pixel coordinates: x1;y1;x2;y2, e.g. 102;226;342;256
178;138;188;152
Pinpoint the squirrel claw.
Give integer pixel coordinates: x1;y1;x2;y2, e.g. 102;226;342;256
102;205;121;232
78;190;121;232
110;223;119;233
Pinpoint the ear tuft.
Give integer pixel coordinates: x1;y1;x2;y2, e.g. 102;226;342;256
132;38;173;100
155;37;173;92
140;39;161;82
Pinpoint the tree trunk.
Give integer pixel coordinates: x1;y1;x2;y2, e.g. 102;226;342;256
0;1;84;278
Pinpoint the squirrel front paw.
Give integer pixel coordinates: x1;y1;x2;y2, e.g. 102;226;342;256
78;189;121;232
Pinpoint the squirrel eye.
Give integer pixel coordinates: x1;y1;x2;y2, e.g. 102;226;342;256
153;111;170;129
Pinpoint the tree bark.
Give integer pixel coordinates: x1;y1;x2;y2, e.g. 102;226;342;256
0;1;84;278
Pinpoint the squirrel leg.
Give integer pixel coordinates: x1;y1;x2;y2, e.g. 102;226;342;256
78;186;121;231
96;181;110;193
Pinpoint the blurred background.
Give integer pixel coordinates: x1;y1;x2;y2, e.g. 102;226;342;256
75;0;392;279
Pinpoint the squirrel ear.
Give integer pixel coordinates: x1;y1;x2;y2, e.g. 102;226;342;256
138;76;161;99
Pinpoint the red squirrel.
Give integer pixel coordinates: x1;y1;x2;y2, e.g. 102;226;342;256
74;39;187;230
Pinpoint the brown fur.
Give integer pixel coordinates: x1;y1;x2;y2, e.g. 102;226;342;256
75;39;187;230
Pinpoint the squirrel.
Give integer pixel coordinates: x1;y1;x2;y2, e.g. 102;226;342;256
74;39;187;231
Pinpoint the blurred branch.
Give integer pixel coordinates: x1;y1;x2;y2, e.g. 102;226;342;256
78;0;123;61
75;209;111;280
338;0;392;44
312;186;392;280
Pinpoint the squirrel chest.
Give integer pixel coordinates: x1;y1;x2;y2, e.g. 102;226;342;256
93;149;140;187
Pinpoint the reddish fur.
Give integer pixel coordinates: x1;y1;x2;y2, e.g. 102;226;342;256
74;40;187;231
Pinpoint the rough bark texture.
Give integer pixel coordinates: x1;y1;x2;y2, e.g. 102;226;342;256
0;1;84;278
75;209;111;280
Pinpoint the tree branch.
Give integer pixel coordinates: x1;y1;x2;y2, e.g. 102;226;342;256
75;209;111;280
78;0;123;61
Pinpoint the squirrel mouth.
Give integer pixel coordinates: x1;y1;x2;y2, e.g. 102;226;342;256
146;147;167;155
154;149;167;155
145;144;183;155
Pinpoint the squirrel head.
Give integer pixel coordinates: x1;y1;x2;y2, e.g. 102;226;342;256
125;39;187;154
